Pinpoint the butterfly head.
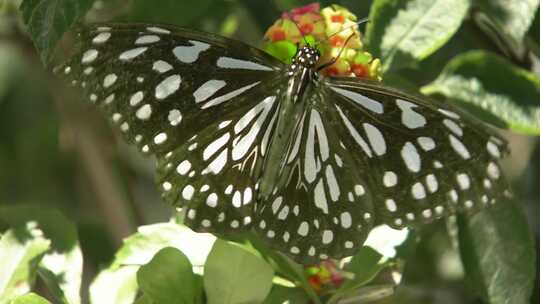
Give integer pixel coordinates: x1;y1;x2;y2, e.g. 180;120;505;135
290;46;320;73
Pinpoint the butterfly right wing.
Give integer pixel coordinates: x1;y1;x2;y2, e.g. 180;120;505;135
325;78;510;228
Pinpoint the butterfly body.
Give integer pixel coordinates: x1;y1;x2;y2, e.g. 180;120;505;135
59;23;510;263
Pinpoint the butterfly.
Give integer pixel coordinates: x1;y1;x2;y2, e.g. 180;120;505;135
58;22;510;263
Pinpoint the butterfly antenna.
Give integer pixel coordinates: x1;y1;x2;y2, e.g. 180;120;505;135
316;32;356;72
315;17;370;48
284;13;309;46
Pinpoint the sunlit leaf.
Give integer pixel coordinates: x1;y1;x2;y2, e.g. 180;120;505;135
475;0;540;44
204;240;274;304
137;247;201;304
11;293;52;304
0;225;50;303
113;223;215;273
0;206;82;304
422;50;540;134
89;267;138;304
366;0;470;72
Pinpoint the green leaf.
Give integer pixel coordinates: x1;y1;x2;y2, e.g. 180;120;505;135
0;206;82;304
133;294;154;304
11;293;52;304
19;0;95;64
36;268;68;304
204;240;274;304
475;0;540;44
457;198;536;304
0;44;26;101
263;285;310;304
0;226;50;303
247;234;321;304
128;0;212;26
89;267;139;304
365;0;470;72
137;247;201;304
421;50;540;134
328;247;387;303
113;223;215;270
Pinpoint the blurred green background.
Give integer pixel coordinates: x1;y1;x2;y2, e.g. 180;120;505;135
0;0;539;303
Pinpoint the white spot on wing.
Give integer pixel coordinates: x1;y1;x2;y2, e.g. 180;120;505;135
103;73;117;88
401;142;421;172
136;104;152;120
207;149;228;174
396;99;426;129
201;82;260;109
340;212;352;228
147;27;170;34
177;160;191;175
155;75;181;99
314;180;328;214
92;32;111;44
119;47;148;61
325;165;340;202
136;35;160;45
204;133;230;160
194;80;227;103
168;109;182;126
438;109;460;119
152;60;173;73
444;119;463;136
232;96;276;161
217;57;273;71
173;40;210;63
130;91;144;106
385;199;397;212
417;137;436;151
154;132;167;145
487;141;501;158
363;123;386;156
322;230;333;244
82;49;98;63
331;87;384;114
335;105;372;157
304;109;330;183
412;182;426;199
383;171;397;187
449;135;470;159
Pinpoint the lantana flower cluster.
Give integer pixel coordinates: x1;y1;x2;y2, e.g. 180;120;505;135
263;3;382;80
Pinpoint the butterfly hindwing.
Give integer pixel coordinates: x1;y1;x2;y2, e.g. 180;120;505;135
325;78;510;228
255;89;375;261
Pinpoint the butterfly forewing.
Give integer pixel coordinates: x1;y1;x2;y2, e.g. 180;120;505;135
325;78;510;228
60;23;284;158
60;23;287;233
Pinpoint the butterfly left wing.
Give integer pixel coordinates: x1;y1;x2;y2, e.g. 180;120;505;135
58;23;286;232
254;88;376;262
